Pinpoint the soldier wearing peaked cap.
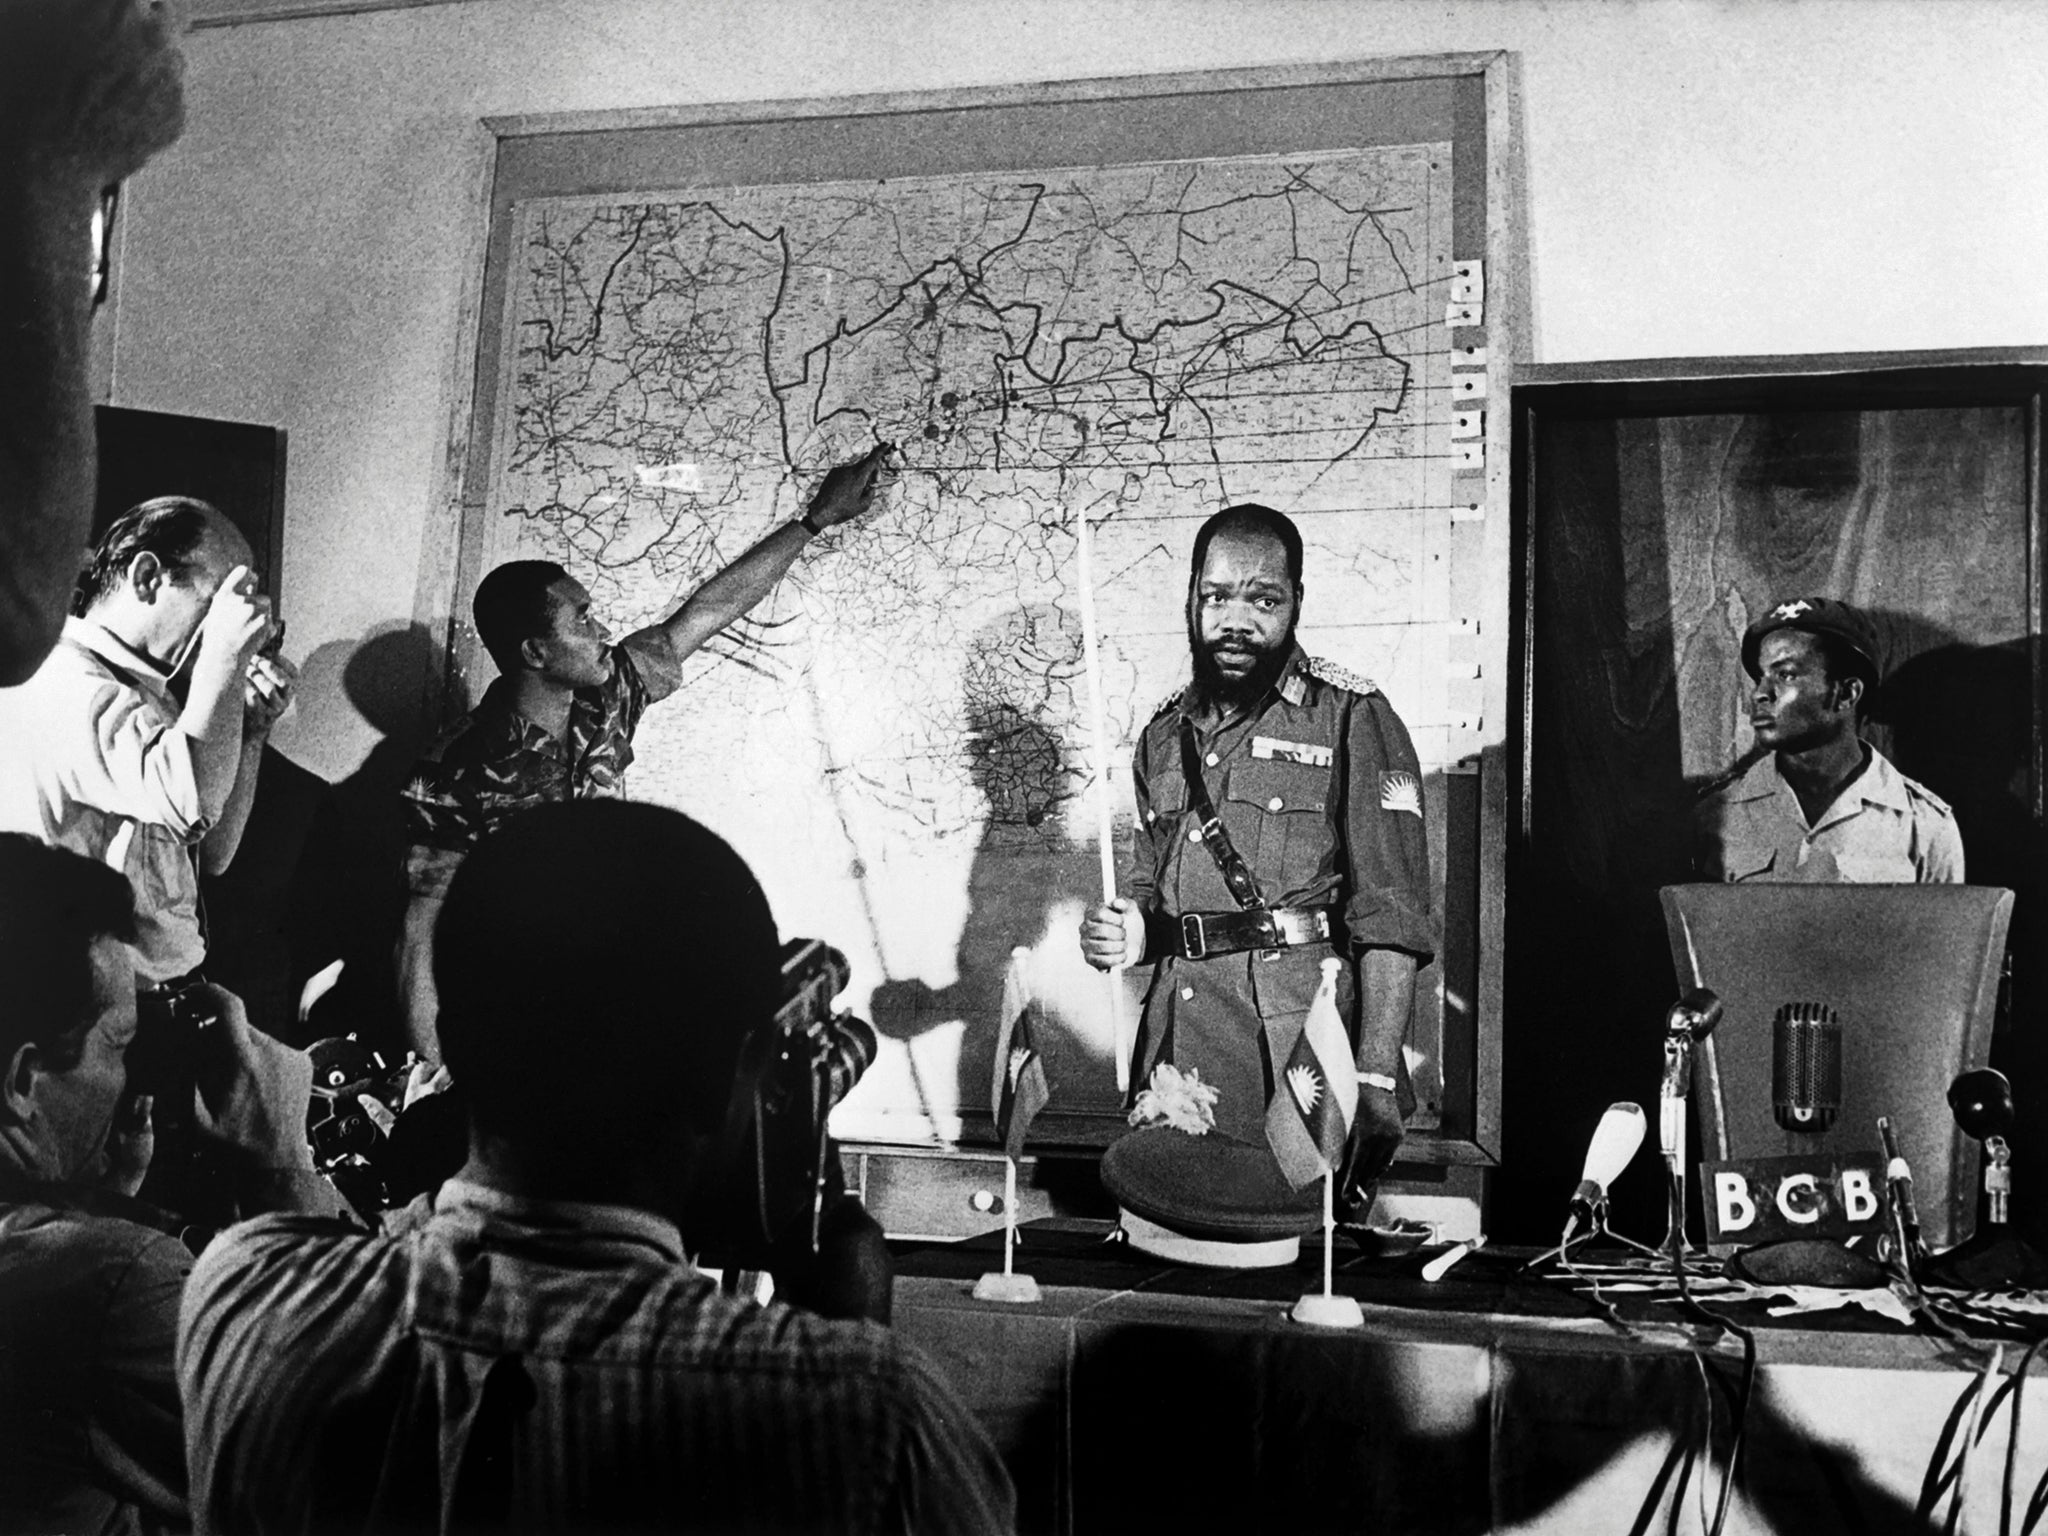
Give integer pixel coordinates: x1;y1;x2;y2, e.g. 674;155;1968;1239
1079;504;1436;1217
1696;595;1963;884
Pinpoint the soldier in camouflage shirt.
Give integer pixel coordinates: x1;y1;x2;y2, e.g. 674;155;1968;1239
399;445;893;1057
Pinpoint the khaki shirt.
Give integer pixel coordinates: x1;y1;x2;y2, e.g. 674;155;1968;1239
0;618;210;980
1695;745;1963;884
1125;647;1435;1141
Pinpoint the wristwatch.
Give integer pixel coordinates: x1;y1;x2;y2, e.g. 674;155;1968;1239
1359;1071;1398;1093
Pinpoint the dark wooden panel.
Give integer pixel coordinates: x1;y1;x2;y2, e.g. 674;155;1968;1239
846;1146;1115;1241
1504;364;2048;1247
93;405;288;596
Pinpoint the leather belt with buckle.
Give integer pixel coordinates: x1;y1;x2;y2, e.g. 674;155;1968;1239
1176;906;1335;961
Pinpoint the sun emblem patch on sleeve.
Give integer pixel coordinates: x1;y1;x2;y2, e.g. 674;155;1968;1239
1380;770;1422;817
1286;1063;1323;1116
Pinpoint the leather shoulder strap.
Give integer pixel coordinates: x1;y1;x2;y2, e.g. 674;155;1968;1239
1176;717;1266;912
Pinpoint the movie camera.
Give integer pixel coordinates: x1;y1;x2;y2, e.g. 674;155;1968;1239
702;938;879;1269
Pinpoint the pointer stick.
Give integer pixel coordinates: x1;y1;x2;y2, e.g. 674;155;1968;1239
1074;506;1132;1093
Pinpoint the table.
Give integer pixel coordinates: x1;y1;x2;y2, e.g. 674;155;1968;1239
891;1221;2048;1535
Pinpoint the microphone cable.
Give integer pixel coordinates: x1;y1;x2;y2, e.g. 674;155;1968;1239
1556;1230;1642;1339
1664;1158;1757;1536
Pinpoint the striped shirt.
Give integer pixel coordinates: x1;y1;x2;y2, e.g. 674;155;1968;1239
177;1178;1014;1536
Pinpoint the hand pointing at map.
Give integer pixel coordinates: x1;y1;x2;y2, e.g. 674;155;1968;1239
394;437;904;1060
802;442;896;531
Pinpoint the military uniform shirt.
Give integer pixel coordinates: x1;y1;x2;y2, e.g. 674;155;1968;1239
1695;744;1964;884
401;643;652;899
1124;647;1435;1142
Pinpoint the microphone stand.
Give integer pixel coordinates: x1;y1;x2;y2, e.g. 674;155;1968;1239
1525;1102;1658;1272
1923;1068;2048;1290
1659;1028;1694;1253
1525;1194;1664;1271
1658;991;1721;1270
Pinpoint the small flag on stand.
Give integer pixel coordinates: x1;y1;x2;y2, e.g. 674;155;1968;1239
977;947;1048;1304
1277;957;1366;1329
992;949;1051;1161
1266;957;1359;1190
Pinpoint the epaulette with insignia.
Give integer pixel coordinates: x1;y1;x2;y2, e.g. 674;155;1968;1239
1149;685;1185;720
1905;778;1955;818
1303;655;1378;696
1689;749;1765;805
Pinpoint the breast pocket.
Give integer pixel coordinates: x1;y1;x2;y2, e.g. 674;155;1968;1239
1223;760;1330;899
1725;849;1778;883
1834;853;1918;883
1142;777;1187;834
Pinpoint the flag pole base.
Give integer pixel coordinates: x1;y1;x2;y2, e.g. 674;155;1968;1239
973;1272;1042;1304
1290;1292;1363;1329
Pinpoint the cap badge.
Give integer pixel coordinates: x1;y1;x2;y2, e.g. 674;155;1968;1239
1770;599;1815;620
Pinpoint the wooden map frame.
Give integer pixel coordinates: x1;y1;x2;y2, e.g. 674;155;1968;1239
422;54;1526;1170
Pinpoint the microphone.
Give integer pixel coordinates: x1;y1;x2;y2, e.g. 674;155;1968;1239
1948;1068;2015;1141
1655;989;1721;1252
1877;1115;1924;1266
1950;1068;2016;1226
1659;988;1722;1157
1771;1001;1842;1133
1572;1102;1647;1216
1666;989;1724;1044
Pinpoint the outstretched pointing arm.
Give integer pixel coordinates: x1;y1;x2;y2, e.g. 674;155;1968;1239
621;443;893;699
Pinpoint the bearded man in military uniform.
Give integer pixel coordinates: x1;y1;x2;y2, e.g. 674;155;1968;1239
1079;503;1436;1211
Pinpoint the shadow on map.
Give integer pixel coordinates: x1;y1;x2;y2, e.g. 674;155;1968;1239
868;611;1123;1137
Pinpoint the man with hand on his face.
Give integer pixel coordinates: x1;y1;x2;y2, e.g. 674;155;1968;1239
0;495;294;986
398;444;893;1059
1696;596;1962;884
1078;503;1435;1213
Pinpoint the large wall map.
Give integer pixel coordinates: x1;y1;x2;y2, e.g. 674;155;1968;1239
476;145;1464;1142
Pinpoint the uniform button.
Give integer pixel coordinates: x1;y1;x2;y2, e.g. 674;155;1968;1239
1146;809;1157;823
1205;752;1219;767
1268;796;1284;811
1180;986;1194;1000
1188;828;1202;843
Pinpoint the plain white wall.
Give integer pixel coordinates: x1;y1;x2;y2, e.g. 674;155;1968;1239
106;0;2048;779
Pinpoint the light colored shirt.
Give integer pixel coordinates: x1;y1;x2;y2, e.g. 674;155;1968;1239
1695;744;1964;884
178;1177;1017;1536
0;616;210;979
